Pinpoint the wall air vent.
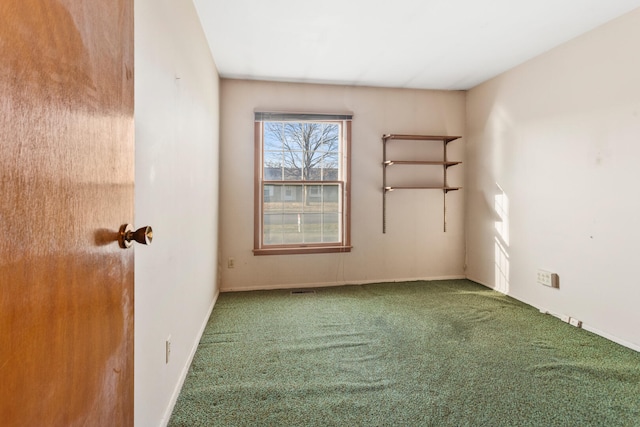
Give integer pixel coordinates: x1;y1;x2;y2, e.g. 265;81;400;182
290;290;316;295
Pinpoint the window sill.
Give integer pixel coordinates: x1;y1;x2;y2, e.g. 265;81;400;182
253;245;352;256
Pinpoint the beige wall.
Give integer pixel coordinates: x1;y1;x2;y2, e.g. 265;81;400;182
466;8;640;350
220;80;466;291
134;0;220;425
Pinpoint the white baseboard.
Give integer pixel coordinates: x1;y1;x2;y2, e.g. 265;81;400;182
465;275;640;353
465;275;503;292
220;275;467;292
580;324;640;353
159;289;220;427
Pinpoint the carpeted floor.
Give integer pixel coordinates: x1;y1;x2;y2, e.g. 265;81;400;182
169;280;640;426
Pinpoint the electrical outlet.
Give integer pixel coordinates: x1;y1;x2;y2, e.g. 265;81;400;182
166;335;171;364
537;269;559;288
569;318;583;328
228;257;235;269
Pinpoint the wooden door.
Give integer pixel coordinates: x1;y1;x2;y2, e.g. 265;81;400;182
0;1;135;425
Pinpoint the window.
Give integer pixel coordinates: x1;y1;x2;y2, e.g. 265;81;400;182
254;112;352;255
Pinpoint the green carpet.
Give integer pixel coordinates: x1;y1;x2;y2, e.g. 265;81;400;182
169;280;640;426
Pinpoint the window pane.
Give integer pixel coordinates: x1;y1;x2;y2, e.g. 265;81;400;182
264;122;284;150
283;123;305;150
304;185;322;212
305;150;324;180
315;123;339;152
263;184;283;244
323;185;339;212
263;213;283;245
301;213;322;243
282;185;302;205
282;213;302;244
283;150;303;180
322;153;339;180
264;166;283;180
263;185;274;203
264;151;283;180
322;213;340;242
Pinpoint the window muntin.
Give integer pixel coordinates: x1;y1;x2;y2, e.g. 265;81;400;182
254;114;351;255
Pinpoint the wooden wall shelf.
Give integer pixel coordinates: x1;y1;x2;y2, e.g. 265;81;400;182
382;134;462;233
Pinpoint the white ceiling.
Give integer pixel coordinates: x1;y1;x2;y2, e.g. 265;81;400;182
192;0;640;90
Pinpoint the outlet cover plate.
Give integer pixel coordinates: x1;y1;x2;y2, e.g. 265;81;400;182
537;270;559;288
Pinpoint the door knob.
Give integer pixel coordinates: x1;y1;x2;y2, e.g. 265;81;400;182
118;224;153;249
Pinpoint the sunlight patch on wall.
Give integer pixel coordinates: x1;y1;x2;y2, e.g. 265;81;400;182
494;184;510;293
